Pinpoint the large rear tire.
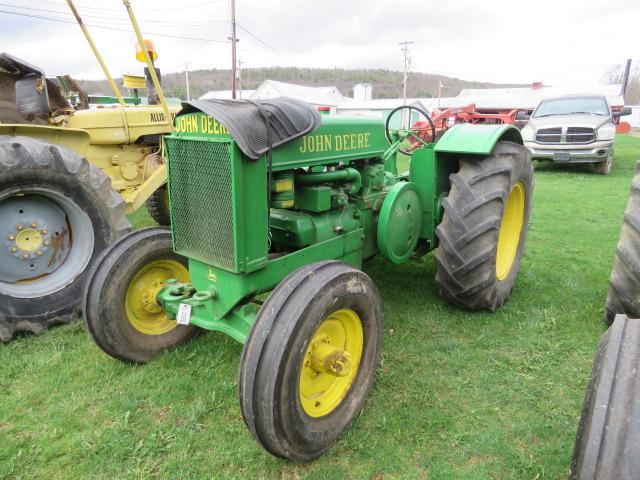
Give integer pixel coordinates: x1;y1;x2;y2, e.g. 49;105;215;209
83;227;199;363
0;136;130;341
435;141;533;310
145;185;171;226
603;161;640;324
570;314;640;479
238;261;383;460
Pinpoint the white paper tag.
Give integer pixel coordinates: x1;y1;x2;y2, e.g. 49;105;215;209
176;303;192;325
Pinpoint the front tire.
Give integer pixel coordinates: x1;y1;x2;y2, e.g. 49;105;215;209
0;136;130;341
570;315;640;479
238;261;383;460
603;161;640;324
435;141;533;310
83;227;199;363
594;154;613;175
145;185;171;226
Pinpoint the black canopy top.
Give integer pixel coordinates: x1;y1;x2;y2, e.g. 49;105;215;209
177;97;321;159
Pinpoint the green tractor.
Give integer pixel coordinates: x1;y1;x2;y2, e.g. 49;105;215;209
84;100;533;460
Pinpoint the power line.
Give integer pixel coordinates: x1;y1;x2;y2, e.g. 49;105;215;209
0;2;228;26
237;23;278;52
0;8;229;42
21;0;224;12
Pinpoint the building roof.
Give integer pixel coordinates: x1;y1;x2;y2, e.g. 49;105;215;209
199;89;255;100
336;84;625;114
453;84;625;109
251;80;345;105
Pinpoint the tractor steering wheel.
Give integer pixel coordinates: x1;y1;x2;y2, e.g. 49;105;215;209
384;105;436;156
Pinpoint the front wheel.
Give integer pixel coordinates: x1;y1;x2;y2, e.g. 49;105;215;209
83;227;199;363
238;261;383;460
145;185;171;226
435;140;534;310
594;155;613;175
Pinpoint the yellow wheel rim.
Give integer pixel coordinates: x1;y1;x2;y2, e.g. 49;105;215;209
125;259;189;335
496;181;525;281
299;309;364;418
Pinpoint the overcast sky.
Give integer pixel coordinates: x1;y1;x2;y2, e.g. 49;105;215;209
1;0;638;87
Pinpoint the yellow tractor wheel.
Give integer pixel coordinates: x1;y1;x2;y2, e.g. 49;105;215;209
238;261;383;460
84;227;199;363
435;141;534;310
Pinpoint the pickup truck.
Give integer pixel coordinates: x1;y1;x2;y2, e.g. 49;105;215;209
521;94;631;174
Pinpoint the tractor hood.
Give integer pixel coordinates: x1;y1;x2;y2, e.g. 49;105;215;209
177;97;321;159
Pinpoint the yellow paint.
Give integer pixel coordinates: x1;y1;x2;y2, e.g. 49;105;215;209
299;309;363;417
273;179;293;193
496;181;525;280
299;132;371;154
15;228;42;252
125;259;189;335
122;74;146;89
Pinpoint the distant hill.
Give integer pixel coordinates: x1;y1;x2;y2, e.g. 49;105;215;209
77;67;523;100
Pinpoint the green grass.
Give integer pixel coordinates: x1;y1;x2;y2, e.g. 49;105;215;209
2;136;639;479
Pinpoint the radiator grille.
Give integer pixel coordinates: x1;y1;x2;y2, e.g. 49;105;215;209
165;137;236;270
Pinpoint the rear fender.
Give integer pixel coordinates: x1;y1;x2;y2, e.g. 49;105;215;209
0;124;91;156
434;124;523;156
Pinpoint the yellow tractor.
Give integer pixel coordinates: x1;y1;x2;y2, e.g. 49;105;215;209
0;1;178;340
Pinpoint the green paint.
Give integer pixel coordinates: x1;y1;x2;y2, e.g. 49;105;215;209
435;123;523;155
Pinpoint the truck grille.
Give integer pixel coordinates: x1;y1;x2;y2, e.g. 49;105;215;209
566;127;595;143
536;127;596;144
536;127;562;143
165;137;236;270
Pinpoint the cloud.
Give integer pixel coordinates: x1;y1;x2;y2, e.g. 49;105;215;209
0;0;638;86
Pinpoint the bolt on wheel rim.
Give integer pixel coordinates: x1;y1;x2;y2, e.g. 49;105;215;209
299;309;364;418
496;181;525;281
125;259;189;335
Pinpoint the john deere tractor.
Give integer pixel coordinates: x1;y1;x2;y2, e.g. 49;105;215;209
84;99;533;460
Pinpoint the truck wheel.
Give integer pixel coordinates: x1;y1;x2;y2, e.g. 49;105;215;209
603;161;640;324
83;227;199;363
145;185;171;226
594;155;613;175
0;136;130;341
570;314;640;479
238;261;383;460
435;141;533;310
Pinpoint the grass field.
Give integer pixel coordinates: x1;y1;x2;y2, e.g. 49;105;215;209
1;135;639;479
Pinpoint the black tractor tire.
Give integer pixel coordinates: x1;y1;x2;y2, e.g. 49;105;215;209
0;136;130;341
594;154;613;175
435;140;533;310
570;314;640;479
238;261;383;460
84;227;199;363
604;161;640;324
145;185;171;226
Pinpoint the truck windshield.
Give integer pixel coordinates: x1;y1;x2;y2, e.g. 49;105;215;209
533;97;609;117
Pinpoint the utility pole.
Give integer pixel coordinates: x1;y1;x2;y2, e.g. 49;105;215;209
237;59;243;98
185;62;191;101
399;41;414;106
229;0;238;99
438;80;443;109
621;59;632;99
